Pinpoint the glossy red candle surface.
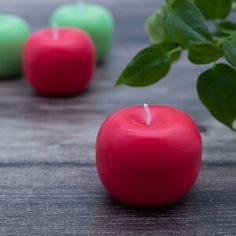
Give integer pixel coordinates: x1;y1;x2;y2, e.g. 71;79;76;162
23;28;95;96
96;105;202;207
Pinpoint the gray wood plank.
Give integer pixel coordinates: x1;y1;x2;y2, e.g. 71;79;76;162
0;0;235;235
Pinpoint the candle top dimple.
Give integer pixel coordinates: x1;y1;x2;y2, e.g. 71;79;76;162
30;28;93;49
54;3;113;20
105;105;197;137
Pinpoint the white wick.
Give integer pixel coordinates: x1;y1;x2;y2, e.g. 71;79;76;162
144;103;152;126
77;0;85;5
52;22;59;40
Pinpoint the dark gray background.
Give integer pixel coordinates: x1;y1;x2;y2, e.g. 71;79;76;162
0;0;235;235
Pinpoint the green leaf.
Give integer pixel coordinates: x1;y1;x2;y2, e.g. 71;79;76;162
223;42;236;68
166;0;196;5
145;13;167;44
164;0;211;47
195;0;232;20
197;63;236;130
116;45;172;87
166;0;176;5
188;43;222;64
232;2;236;11
166;0;180;6
217;21;236;35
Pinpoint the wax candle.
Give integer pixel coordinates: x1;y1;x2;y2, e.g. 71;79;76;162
0;14;30;78
96;104;202;207
50;2;114;62
23;27;95;97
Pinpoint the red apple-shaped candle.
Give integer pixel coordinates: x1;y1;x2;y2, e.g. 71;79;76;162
23;27;95;96
96;104;202;207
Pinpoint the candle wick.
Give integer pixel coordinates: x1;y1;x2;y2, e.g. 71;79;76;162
144;103;152;126
77;0;85;5
77;0;86;14
52;22;59;40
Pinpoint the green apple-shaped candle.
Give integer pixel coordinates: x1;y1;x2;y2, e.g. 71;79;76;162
0;14;30;78
50;3;114;62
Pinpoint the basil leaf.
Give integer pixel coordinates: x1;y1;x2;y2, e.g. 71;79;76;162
188;43;222;64
197;63;236;131
145;13;167;44
217;21;236;35
164;0;211;47
166;0;182;6
195;0;232;20
166;0;196;5
223;42;236;68
116;45;172;87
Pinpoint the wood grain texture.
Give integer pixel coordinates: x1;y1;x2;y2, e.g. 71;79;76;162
0;0;235;235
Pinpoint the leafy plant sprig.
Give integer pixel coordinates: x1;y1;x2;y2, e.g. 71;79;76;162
116;0;236;131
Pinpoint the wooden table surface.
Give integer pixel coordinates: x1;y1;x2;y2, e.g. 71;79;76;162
0;0;235;235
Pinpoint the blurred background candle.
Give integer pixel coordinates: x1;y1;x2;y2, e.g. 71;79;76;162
0;14;30;78
23;27;95;97
50;1;115;62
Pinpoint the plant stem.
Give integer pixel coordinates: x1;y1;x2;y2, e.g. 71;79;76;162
167;46;182;57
